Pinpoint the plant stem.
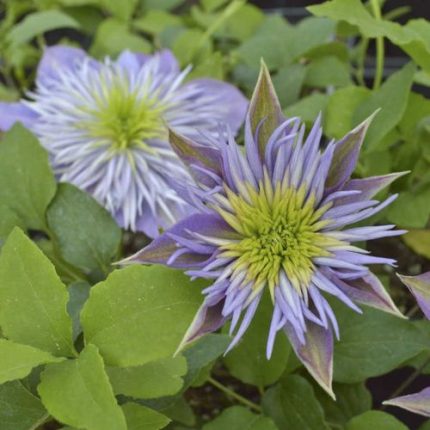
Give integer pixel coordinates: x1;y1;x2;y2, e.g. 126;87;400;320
383;355;430;409
370;0;384;89
208;376;262;413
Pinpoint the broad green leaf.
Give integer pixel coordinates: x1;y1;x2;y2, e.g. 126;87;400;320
304;56;352;88
122;403;171;430
0;381;48;430
273;64;307;108
143;0;185;10
188;52;224;80
386;187;430;228
333;303;430;382
345;411;408;430
47;183;121;274
172;28;211;67
0;228;75;357
202;0;229;12
81;265;206;366
91;18;151;58
0;339;63;384
102;0;137;21
108;356;187;399
224;294;290;388
420;420;430;430
398;92;430;140
67;281;91;340
133;10;182;35
0;124;56;232
38;344;127;430
314;382;372;428
262;375;330;430
284;93;329;125
403;230;430;259
8;10;80;46
203;406;277;430
325;86;370;139
0;204;25;240
353;63;415;152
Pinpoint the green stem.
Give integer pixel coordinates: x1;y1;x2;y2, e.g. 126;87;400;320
383;355;430;409
208;376;262;413
370;0;384;89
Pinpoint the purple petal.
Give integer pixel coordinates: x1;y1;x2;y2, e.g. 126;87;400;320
329;271;404;318
176;298;226;353
116;50;149;74
336;171;408;206
0;102;38;131
36;45;87;85
182;78;248;135
325;113;377;194
284;319;335;399
398;272;430;320
120;213;235;269
383;387;430;417
153;49;180;75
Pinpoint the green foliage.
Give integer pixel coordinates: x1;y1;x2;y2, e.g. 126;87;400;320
345;411;408;430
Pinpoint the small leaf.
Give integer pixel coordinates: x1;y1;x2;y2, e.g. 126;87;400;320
262;375;330;430
0;124;56;232
81;265;206;366
133;10;182;35
203;406;277;430
353;63;415;152
0;339;63;384
38;344;127;430
273;64;307;108
224;294;290;388
108;356;187;399
403;230;430;259
8;10;80;46
102;0;137;21
284;93;329;125
67;281;91;340
304;56;352;88
0;228;75;356
345;411;408;430
333;303;430;382
122;403;171;430
144;0;185;10
47;183;121;274
0;381;48;430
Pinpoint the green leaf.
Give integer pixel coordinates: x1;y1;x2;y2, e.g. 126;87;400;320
108;356;187;399
187;52;224;80
122;403;171;430
172;28;211;67
67;281;91;340
133;10;182;35
333;303;430;382
304;56;352;88
314;382;372;428
102;0;137;21
345;411;408;430
0;339;63;384
91;18;151;58
81;265;206;366
403;230;430;259
0;381;48;430
203;406;277;430
38;344;127;430
325;86;371;139
143;0;185;11
224;294;290;388
47;183;121;274
353;63;415;152
0;228;75;357
0;124;56;232
273;64;307;108
8;10;80;46
262;375;330;430
284;93;329;125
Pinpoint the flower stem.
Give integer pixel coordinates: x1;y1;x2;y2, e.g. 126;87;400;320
207;376;262;413
383;355;430;408
370;0;384;89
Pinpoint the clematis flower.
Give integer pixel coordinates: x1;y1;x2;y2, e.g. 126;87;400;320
383;272;430;416
124;63;405;397
0;46;247;237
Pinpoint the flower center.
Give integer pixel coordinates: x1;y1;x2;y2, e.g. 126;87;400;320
216;180;333;295
81;72;167;152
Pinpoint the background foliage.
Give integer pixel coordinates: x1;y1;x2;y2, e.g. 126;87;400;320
0;0;430;429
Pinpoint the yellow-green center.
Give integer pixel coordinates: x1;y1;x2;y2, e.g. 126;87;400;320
215;177;338;296
82;76;167;152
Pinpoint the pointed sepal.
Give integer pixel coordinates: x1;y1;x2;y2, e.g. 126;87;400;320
383;387;430;417
248;60;284;158
398;272;430;320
